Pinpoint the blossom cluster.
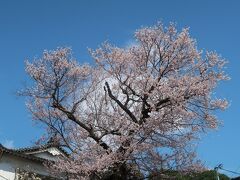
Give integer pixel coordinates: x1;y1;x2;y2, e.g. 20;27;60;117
23;23;228;179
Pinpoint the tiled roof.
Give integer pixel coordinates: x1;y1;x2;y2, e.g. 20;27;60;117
0;144;45;162
0;142;68;162
15;143;69;156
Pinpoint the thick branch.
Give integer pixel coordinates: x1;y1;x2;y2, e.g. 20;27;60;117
52;101;110;151
104;82;138;124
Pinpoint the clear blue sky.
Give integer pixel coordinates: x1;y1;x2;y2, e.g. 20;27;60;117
0;0;239;176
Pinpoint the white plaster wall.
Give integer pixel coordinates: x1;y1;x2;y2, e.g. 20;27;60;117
47;147;62;156
0;161;15;180
0;154;49;180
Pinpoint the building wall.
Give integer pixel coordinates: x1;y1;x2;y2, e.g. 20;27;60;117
0;154;48;180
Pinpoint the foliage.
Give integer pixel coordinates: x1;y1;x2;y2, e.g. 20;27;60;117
21;22;228;179
16;169;42;180
149;170;230;180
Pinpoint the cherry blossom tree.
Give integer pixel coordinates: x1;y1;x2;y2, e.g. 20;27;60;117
21;22;228;179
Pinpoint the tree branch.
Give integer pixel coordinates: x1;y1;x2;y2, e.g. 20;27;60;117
104;81;138;124
52;101;110;151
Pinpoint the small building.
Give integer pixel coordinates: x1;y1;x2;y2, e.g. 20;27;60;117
0;142;67;180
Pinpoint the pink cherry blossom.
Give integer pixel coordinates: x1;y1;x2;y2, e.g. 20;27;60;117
21;23;228;179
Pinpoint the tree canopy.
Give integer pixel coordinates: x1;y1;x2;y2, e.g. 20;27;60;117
22;22;228;179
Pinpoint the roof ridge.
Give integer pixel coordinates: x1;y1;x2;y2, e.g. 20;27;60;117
0;144;45;162
1;142;69;157
15;144;51;151
16;144;69;156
